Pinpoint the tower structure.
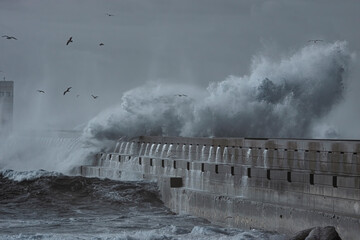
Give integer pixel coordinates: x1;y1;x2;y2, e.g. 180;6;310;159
0;80;13;136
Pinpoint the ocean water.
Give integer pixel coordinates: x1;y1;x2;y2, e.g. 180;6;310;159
0;169;288;240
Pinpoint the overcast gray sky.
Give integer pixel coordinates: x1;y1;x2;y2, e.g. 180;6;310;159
1;0;360;133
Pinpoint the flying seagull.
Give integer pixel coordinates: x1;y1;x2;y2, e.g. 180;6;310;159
308;39;323;43
99;43;104;46
2;35;17;40
106;13;114;16
66;37;73;45
91;95;98;99
37;90;45;93
63;87;72;95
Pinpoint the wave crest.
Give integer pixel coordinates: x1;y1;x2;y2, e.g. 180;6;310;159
84;41;352;140
0;169;63;182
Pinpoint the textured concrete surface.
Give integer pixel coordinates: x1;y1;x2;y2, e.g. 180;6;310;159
77;136;360;239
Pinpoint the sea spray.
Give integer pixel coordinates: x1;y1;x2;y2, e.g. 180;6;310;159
0;131;97;173
84;41;352;140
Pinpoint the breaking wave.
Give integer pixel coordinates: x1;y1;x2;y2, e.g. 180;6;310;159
84;41;354;140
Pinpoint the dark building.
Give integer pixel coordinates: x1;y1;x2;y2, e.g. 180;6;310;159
0;80;13;136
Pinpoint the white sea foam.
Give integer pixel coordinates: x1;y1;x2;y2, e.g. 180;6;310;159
0;169;62;182
84;41;354;141
0;226;287;240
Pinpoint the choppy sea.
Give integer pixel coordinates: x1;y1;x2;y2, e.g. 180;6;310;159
0;169;288;240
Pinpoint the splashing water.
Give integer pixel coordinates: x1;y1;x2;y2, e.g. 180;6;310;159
160;144;167;158
263;149;268;168
215;146;222;163
246;148;252;161
0;131;96;173
208;146;215;162
201;145;206;161
223;147;229;163
166;144;174;158
148;144;155;157
84;41;353;140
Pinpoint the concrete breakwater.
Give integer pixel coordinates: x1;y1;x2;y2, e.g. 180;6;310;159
78;136;360;239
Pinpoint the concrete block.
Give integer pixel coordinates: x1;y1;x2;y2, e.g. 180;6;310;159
333;187;360;200
310;194;334;213
191;162;201;171
218;164;231;174
271;170;288;181
309;184;334;197
285;191;310;209
249;178;265;188
333;198;360;216
232;166;243;176
269;180;289;193
204;163;212;172
252;168;268;179
174;160;184;169
287;182;309;194
314;174;333;186
337;176;360;189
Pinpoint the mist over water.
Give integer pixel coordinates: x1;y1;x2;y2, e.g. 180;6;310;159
0;131;98;173
84;41;354;141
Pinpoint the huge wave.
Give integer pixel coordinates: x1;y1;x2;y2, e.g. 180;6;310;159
84;41;354;141
0;41;356;174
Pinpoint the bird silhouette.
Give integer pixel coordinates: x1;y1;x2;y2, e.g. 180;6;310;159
99;43;104;46
66;37;73;45
106;13;114;16
176;94;188;97
63;87;72;95
37;90;45;93
91;95;98;99
2;35;17;40
308;39;323;43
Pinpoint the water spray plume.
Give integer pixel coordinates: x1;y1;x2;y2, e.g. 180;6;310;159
85;41;352;140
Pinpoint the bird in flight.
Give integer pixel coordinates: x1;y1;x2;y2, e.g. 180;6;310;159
91;95;98;99
37;90;45;93
308;39;323;43
2;35;17;40
63;87;72;95
106;13;114;16
99;43;104;46
176;94;188;97
66;37;73;45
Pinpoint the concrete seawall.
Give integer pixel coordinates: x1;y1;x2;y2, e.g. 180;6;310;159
78;136;360;239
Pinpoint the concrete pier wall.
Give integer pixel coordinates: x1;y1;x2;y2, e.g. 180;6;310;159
78;136;360;239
